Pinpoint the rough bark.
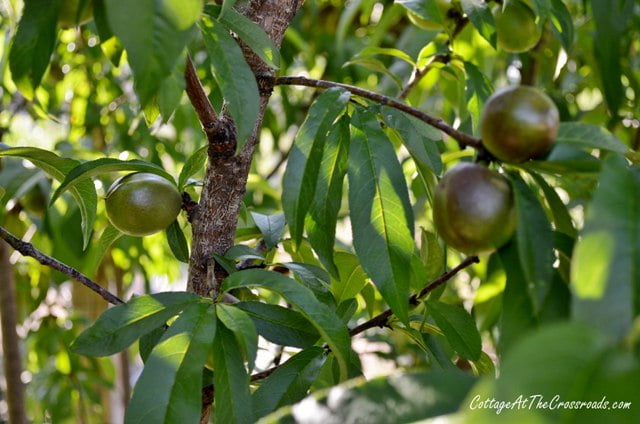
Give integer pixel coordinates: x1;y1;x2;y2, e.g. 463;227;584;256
187;0;303;297
186;1;303;422
0;242;28;424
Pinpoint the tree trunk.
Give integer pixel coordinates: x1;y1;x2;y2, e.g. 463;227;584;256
188;1;304;422
187;0;303;296
0;242;27;424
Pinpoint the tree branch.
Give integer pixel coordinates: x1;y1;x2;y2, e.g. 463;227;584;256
274;76;483;149
184;55;218;128
0;226;124;306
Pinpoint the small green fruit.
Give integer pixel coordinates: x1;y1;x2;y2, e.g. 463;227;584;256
21;185;48;217
493;0;541;53
480;85;559;163
433;162;516;254
105;173;182;237
59;0;94;28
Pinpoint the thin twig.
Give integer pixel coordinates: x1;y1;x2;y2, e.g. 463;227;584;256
349;255;479;337
248;256;480;382
274;76;483;149
0;226;124;305
398;54;449;100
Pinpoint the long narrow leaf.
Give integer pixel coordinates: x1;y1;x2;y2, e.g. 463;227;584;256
126;302;217;424
71;292;200;356
222;269;352;381
283;88;351;247
348;107;415;324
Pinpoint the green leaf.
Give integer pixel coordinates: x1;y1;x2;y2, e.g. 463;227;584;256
556;122;630;154
509;173;554;310
251;212;286;250
0;186;4;201
463;62;493;133
355;46;416;67
178;146;207;190
306;116;350;277
420;229;444;281
157;63;186;122
200;17;260;150
82;223;123;276
138;324;167;363
126;302;216;424
343;58;403;89
348;107;415;324
497;241;538;354
217;8;280;69
528;171;576;237
425;300;482;361
524;144;601;175
330;252;369;304
235;301;320;348
382;107;442;175
460;0;497;47
51;158;175;204
222;269;352;381
71;292;200;356
261;371;476;424
283;88;351;247
396;0;445;25
166;221;189;263
571;155;638;342
252;347;326;420
214;323;253;424
225;245;265;261
216;304;258;372
8;0;60;99
549;0;574;52
0;147;97;249
218;0;237;20
104;0;201;105
590;0;633;115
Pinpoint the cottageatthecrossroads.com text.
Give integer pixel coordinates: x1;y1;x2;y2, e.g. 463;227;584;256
469;394;632;415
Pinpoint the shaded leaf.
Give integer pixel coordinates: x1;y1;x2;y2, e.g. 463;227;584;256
571;155;638;342
306;116;350;277
556;122;630;154
252;347;326;420
460;0;497;47
283;88;351;246
214;323;253;424
178;145;207;190
166;220;189;263
201;17;260;150
104;0;201;105
216;303;258;372
222;269;352;381
261;370;476;424
426;300;482;361
0;147;97;249
217;7;280;69
9;0;60;99
252;212;286;250
126;302;216;424
549;0;574;52
509;173;554;310
71;292;200;356
236;301;320;348
330;252;369;304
